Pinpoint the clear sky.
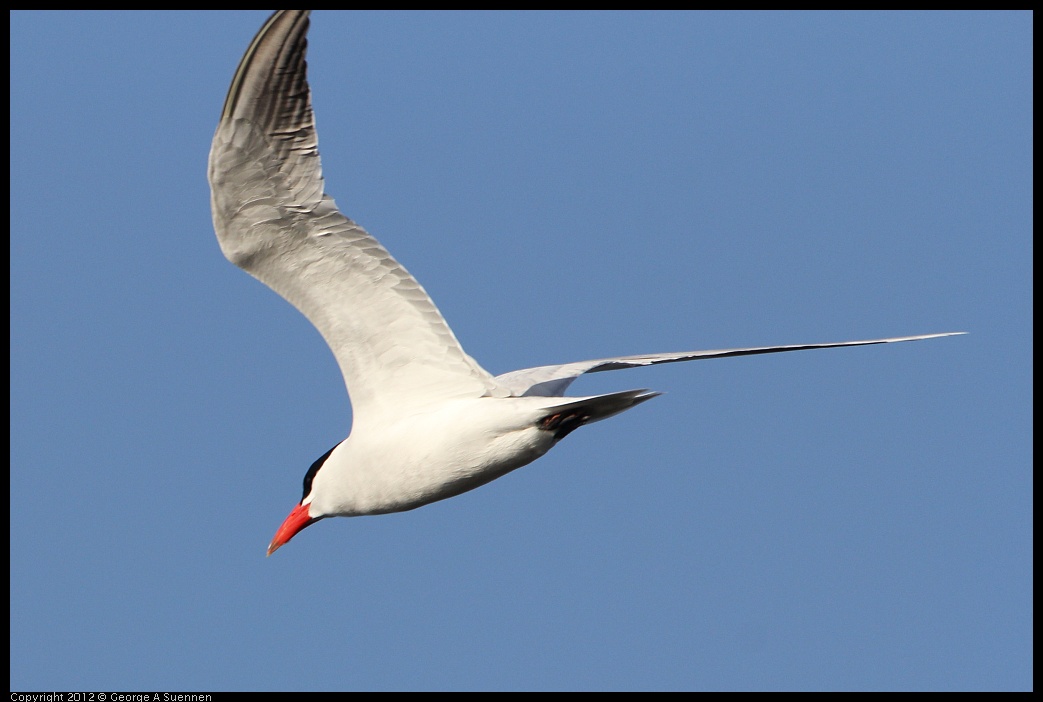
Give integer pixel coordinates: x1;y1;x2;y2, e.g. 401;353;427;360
10;10;1031;692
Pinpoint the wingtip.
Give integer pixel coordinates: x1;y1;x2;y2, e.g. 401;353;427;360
916;331;967;341
219;9;313;123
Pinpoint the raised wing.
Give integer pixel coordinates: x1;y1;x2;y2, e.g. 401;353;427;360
208;10;500;417
495;332;965;397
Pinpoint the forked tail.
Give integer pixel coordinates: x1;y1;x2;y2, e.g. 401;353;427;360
539;389;662;440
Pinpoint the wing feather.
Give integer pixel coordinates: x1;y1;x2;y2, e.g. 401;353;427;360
494;333;966;396
208;10;499;417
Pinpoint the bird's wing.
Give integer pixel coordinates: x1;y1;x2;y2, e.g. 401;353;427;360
494;332;965;397
208;10;500;417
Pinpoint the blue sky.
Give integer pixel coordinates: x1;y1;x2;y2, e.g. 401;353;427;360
10;10;1030;691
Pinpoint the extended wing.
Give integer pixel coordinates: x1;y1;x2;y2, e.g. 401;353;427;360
494;333;965;397
208;10;500;417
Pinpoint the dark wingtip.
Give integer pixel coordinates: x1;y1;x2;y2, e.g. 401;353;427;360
220;10;312;123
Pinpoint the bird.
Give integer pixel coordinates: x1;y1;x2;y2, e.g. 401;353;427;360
207;10;963;556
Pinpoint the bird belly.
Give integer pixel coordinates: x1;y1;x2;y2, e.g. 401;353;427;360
315;398;560;517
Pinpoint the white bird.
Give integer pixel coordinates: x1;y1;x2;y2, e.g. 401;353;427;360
208;10;962;556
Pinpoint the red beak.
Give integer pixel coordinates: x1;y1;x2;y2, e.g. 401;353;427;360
267;503;318;556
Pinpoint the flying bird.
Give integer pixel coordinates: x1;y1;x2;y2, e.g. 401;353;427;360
208;10;962;555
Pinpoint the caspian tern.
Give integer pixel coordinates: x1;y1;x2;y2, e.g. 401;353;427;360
208;10;962;556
